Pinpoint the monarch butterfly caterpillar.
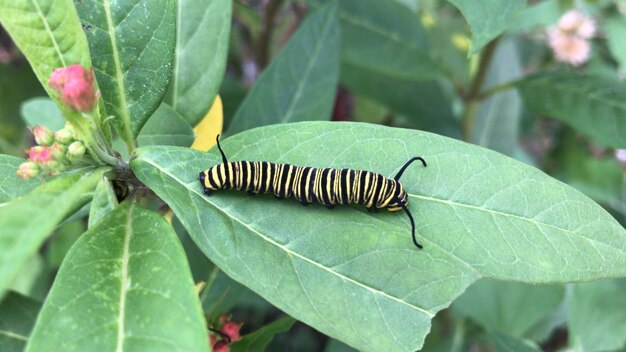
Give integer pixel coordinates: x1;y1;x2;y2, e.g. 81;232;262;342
199;136;427;249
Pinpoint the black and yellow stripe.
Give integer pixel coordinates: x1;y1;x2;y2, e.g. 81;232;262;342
201;161;406;210
198;136;426;249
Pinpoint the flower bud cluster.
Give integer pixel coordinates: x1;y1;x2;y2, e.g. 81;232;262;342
17;122;87;179
209;314;242;352
547;10;596;66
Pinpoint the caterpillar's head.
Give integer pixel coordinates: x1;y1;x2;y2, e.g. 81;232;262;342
387;184;408;212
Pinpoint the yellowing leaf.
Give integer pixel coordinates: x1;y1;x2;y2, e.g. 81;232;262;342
191;95;223;151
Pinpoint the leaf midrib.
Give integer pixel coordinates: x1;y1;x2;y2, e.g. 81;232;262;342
139;157;436;318
103;0;134;148
114;202;133;352
411;194;626;254
30;0;66;67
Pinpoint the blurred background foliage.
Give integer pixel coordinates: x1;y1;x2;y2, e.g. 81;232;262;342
2;0;626;350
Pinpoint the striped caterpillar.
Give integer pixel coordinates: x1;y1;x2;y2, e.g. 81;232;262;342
199;136;427;249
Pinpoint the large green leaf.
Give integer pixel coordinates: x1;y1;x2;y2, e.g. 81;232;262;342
0;169;104;299
26;202;209;352
568;279;626;352
340;66;461;138
447;0;526;55
518;72;626;148
226;4;340;135
0;155;39;204
88;175;118;228
137;104;195;147
451;279;564;337
0;0;91;102
309;0;457;136
130;122;626;351
75;0;176;148
231;316;295;352
471;39;522;156
0;291;41;352
20;97;65;130
490;331;541;352
309;0;439;80
606;18;626;73
166;0;232;126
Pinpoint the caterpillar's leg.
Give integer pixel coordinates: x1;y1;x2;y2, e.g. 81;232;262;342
202;188;213;196
325;204;335;209
247;190;256;196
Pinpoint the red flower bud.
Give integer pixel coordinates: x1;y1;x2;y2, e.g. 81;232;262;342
213;341;230;352
48;64;98;112
220;322;242;343
16;162;39;179
32;125;54;145
28;146;53;164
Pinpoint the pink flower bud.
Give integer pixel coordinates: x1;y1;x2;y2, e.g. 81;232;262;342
32;125;54;145
28;146;53;164
220;322;242;342
16;162;39;179
49;143;67;160
48;64;98;112
67;141;86;159
213;341;230;352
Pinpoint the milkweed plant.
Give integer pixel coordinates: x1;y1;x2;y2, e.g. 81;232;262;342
1;1;626;351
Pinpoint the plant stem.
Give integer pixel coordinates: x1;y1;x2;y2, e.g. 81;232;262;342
257;0;284;69
462;37;500;141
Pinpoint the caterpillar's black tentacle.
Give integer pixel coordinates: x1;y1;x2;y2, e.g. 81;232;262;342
401;203;422;249
394;156;427;182
216;134;228;164
199;155;427;249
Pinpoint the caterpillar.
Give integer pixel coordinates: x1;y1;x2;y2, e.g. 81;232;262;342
199;136;427;249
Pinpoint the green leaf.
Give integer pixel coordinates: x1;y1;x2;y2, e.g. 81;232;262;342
451;279;564;337
200;267;258;318
75;0;176;148
0;0;91;103
0;169;104;299
20;97;65;130
490;331;541;352
0;155;39;204
309;0;457;136
26;201;210;352
88;176;118;228
340;66;461;137
130;122;626;351
606;18;626;73
172;216;215;282
447;0;526;55
0;291;41;352
137;104;195;147
568;279;626;352
166;0;232;126
46;220;85;268
231;316;295;352
518;72;626;148
507;0;561;33
309;0;440;81
471;39;522;156
226;4;340;135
